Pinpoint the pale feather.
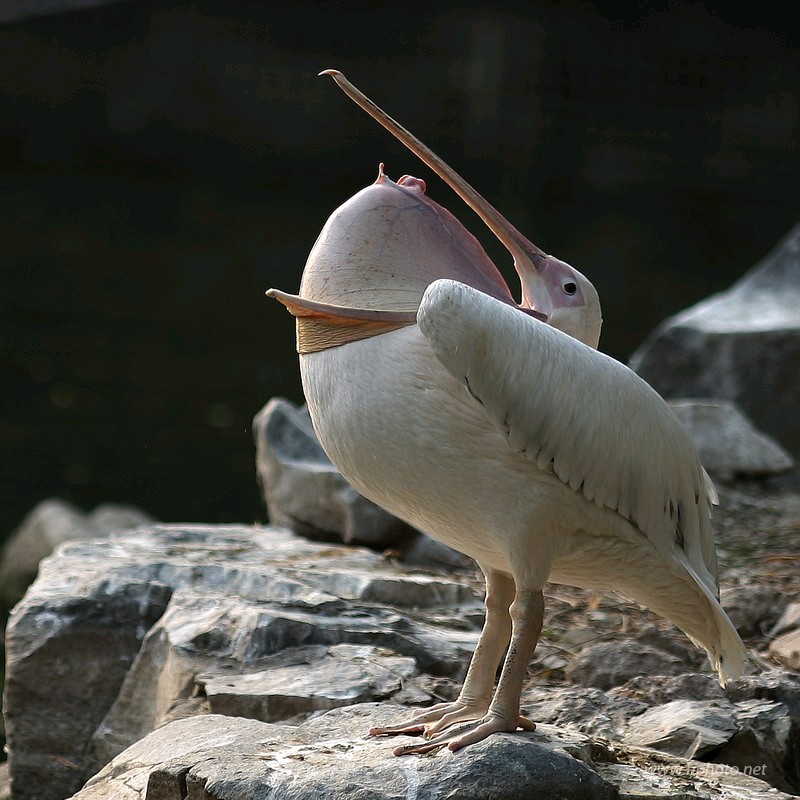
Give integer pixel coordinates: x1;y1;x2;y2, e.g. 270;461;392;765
417;279;720;597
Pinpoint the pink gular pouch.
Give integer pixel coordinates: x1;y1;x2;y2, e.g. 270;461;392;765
268;70;600;356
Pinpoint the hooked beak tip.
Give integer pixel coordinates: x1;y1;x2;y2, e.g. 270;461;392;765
519;305;547;323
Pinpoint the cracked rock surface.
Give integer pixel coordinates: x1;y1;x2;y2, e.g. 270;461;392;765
3;521;799;800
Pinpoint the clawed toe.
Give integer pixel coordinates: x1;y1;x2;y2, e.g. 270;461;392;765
369;721;426;737
369;699;488;740
381;713;536;756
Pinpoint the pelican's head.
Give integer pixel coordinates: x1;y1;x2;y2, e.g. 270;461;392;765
320;70;604;350
519;255;602;349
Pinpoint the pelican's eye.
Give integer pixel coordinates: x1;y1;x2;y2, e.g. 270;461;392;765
563;282;577;295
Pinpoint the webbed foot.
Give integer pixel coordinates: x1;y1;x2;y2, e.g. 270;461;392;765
371;705;535;756
368;698;489;738
390;712;535;755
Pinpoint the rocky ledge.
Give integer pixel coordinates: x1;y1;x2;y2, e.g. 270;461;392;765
3;523;799;800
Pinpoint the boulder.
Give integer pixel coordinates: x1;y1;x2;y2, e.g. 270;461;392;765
197;643;422;721
521;684;648;742
6;523;800;799
0;498;155;606
612;672;727;705
617;668;800;793
565;639;690;690
769;628;800;671
622;698;739;758
531;680;794;793
630;223;800;456
4;524;481;800
771;602;800;637
69;708;796;800
719;582;786;637
73;711;621;800
712;698;797;795
668;399;793;480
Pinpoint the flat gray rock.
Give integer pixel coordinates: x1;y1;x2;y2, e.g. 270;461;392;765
622;699;739;759
70;707;795;800
198;644;420;721
5;524;481;800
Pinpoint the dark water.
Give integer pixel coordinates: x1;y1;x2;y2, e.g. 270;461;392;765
2;1;799;539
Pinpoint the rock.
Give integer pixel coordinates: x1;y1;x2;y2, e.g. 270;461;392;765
719;669;800;793
719;582;785;637
565;640;689;690
711;484;800;565
394;528;475;570
770;601;800;637
612;672;727;705
6;522;800;799
769;628;800;670
70;708;796;800
73;710;619;800
668;399;794;480
4;556;172;800
522;684;648;742
198;644;420;722
712;698;797;794
87;502;155;534
622;698;739;758
253;397;472;568
630;223;800;456
0;497;155;606
633;624;703;665
614;669;800;794
592;759;793;800
727;668;800;721
5;524;482;800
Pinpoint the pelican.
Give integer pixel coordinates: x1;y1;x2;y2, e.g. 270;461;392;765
268;71;746;754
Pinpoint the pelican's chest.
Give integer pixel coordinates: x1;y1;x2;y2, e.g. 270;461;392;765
298;326;498;532
299;327;450;480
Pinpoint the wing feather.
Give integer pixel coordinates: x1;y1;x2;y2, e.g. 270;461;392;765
417;279;719;594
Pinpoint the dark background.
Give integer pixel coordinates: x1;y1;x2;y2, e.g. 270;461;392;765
2;0;799;539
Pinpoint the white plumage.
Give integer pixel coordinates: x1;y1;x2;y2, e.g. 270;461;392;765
270;71;746;754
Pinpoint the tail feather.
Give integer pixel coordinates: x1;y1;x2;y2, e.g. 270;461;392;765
673;549;747;686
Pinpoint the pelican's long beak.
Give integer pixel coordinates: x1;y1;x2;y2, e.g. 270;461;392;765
321;69;551;321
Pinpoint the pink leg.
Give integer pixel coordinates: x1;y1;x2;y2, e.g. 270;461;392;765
392;588;544;755
370;570;515;739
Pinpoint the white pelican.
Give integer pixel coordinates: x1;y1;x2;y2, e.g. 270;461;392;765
268;71;746;755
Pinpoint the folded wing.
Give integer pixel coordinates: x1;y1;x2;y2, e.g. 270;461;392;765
417;279;719;594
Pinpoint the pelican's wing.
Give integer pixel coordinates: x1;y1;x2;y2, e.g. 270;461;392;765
417;279;719;593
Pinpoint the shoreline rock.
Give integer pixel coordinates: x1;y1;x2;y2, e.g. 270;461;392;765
3;523;798;799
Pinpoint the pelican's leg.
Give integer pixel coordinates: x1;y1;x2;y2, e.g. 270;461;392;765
370;569;515;739
392;587;543;755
